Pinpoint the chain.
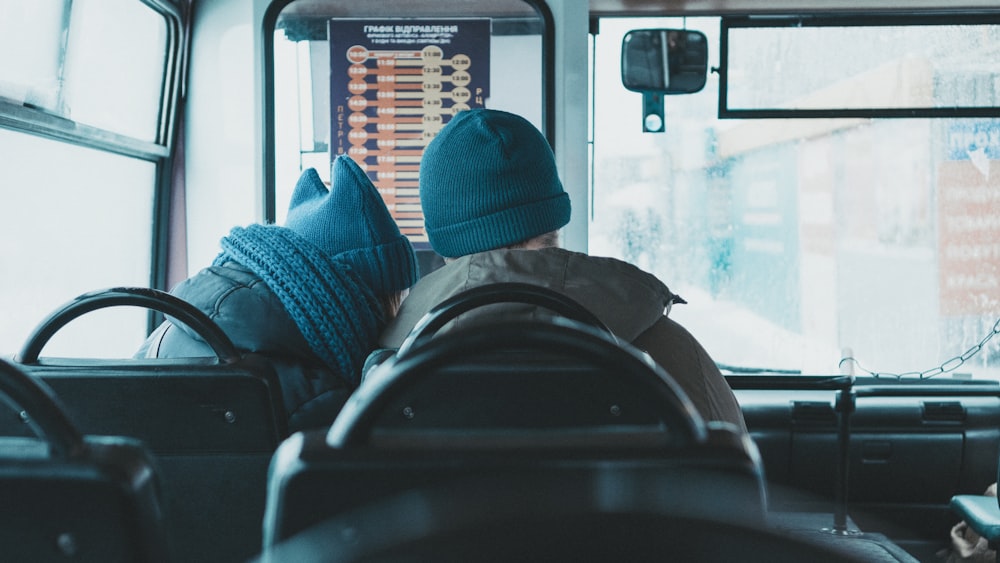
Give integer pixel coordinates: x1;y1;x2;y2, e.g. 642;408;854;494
838;317;1000;380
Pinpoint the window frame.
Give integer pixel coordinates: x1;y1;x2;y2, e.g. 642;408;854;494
0;0;187;333
719;12;1000;119
260;0;556;224
0;0;185;158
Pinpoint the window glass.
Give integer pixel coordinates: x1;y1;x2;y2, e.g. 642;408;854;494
272;1;543;250
592;17;1000;380
0;0;66;110
63;0;168;141
0;128;154;358
726;23;1000;111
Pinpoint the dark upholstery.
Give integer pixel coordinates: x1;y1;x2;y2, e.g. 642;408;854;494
263;316;766;549
0;358;170;563
257;470;865;563
950;492;1000;552
10;288;288;563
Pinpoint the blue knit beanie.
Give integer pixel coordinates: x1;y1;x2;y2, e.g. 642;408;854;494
285;155;419;295
419;109;571;258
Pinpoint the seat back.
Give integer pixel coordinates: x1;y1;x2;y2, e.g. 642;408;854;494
11;287;288;563
337;318;705;447
263;300;766;547
361;282;615;381
0;358;169;563
263;422;767;549
258;466;860;563
351;282;701;443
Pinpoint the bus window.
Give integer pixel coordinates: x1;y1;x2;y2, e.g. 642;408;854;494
0;0;168;141
591;16;1000;380
268;0;546;252
62;0;169;141
0;0;178;358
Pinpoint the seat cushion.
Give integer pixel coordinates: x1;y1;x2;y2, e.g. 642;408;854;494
951;494;1000;542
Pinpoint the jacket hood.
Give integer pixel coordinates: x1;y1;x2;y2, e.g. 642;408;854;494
380;247;680;347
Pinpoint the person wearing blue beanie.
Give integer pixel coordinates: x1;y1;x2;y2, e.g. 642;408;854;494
419;108;572;258
137;155;419;432
377;108;746;432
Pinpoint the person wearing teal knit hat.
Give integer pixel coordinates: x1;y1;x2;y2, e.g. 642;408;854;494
377;108;746;433
138;155;419;432
418;108;571;258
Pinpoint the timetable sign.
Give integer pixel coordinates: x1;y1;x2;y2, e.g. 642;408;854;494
329;18;491;247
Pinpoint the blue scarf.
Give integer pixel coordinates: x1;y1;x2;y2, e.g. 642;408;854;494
215;224;383;385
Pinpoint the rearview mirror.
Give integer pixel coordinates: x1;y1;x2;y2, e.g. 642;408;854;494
621;29;709;94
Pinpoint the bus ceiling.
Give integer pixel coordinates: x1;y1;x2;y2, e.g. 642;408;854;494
266;0;1000;21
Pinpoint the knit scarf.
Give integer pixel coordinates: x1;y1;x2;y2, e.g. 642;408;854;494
214;224;383;385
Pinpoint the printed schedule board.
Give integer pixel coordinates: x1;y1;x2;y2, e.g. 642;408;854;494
329;18;491;247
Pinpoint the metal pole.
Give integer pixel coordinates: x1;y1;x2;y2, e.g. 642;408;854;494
826;386;860;535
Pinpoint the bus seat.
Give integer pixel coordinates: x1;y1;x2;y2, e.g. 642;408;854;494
337;318;703;445
0;357;169;563
256;469;868;563
261;315;769;547
949;487;1000;561
10;287;289;563
359;282;616;382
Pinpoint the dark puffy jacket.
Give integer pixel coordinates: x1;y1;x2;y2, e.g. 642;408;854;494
136;261;353;432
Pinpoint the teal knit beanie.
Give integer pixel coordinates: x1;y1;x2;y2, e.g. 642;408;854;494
419;109;571;258
285;156;419;295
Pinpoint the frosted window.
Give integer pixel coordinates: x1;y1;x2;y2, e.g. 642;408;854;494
0;128;154;358
0;0;66;110
592;17;1000;380
63;0;168;140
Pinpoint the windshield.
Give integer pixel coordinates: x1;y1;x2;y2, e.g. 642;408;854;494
590;17;1000;380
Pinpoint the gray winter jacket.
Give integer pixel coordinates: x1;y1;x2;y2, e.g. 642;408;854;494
379;247;747;432
136;261;354;432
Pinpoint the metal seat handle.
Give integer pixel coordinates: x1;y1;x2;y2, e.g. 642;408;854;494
0;359;85;458
397;282;615;357
15;286;240;364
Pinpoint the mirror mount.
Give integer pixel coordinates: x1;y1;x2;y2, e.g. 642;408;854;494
621;28;708;133
642;92;665;133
